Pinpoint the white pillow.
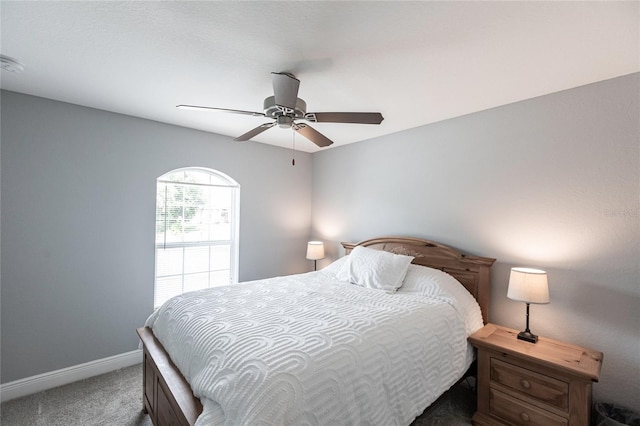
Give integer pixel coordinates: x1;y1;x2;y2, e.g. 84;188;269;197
336;246;414;293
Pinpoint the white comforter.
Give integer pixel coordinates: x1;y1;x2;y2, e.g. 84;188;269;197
145;263;483;426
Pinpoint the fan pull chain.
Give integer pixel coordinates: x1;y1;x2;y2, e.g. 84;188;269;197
291;128;296;166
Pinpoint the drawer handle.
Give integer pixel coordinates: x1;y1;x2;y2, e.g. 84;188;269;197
520;412;531;422
520;379;531;389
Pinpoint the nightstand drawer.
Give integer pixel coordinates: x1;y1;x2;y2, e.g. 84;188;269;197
491;357;568;410
490;388;568;426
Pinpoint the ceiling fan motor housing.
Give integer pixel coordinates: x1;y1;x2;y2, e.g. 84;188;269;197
263;96;307;120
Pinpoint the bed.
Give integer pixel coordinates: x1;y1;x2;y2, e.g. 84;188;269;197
137;236;495;426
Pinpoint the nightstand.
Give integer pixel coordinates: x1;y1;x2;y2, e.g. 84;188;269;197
468;324;603;426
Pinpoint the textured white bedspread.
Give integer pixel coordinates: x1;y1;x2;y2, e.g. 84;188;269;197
145;268;479;426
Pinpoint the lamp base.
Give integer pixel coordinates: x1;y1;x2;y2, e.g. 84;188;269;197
517;330;539;343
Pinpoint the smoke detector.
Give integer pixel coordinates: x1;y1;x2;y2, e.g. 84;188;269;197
1;55;25;73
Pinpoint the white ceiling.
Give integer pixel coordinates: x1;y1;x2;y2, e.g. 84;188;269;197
1;1;638;153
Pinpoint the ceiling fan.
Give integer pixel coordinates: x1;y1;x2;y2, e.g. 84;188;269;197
177;72;384;148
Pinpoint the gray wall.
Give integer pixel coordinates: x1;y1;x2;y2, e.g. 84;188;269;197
0;91;313;382
312;73;639;410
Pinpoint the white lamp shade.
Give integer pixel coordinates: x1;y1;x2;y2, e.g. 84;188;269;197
507;267;549;304
306;241;325;260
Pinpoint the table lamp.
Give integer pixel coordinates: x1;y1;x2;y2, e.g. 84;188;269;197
507;267;549;343
306;241;325;271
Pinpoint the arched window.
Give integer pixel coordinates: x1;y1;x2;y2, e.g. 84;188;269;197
154;167;239;307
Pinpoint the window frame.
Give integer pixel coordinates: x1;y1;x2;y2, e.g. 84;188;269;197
153;167;240;307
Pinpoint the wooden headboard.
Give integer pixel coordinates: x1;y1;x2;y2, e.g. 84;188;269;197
342;236;496;324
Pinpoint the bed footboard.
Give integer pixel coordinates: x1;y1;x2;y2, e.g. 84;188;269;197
137;327;203;426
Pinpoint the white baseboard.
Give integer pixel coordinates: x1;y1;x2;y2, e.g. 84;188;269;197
0;349;142;403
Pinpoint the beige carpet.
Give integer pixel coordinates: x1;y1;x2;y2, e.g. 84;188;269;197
1;364;475;425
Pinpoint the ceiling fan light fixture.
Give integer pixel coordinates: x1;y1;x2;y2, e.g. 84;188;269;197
277;115;293;128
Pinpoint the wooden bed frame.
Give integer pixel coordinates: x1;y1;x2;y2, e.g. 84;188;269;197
137;236;495;426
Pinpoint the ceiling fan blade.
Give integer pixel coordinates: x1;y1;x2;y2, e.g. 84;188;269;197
293;123;334;147
304;112;384;125
177;104;265;117
234;122;276;141
271;72;300;112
